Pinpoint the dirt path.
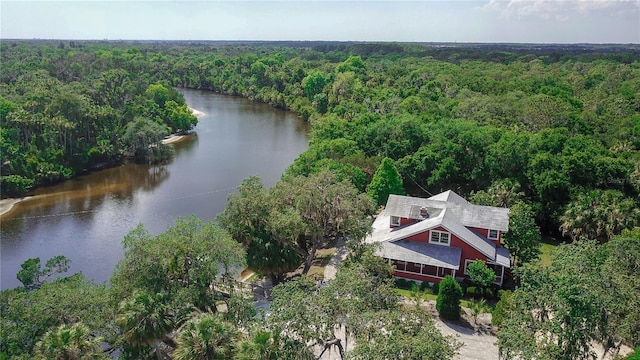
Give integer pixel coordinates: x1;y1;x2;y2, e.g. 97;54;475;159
323;238;347;281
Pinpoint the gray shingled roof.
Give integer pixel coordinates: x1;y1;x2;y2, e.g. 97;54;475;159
427;190;469;205
367;190;513;268
378;240;462;270
495;247;511;267
373;208;499;261
385;192;510;231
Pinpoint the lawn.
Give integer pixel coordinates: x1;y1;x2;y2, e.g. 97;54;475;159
306;247;337;280
539;237;560;266
395;288;478;309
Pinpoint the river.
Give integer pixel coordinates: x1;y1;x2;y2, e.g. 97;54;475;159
0;89;309;290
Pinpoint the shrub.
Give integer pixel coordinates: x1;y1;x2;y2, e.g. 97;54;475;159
466;286;479;297
492;290;514;327
431;282;440;295
407;280;417;291
1;175;35;197
419;281;430;292
395;278;408;289
469;299;488;325
436;275;463;320
467;260;496;297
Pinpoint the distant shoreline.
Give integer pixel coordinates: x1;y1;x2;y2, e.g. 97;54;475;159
1;108;205;216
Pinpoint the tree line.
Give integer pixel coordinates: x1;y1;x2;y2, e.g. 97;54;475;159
2;40;638;239
0;43;197;196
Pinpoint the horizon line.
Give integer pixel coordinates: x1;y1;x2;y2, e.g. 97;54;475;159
2;39;639;46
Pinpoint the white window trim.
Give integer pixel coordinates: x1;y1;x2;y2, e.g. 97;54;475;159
429;230;450;246
391;216;400;226
488;229;499;240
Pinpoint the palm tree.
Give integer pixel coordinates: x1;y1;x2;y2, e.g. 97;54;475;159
561;190;640;242
235;330;274;360
33;322;106;360
174;313;237;360
234;328;315;360
116;291;174;360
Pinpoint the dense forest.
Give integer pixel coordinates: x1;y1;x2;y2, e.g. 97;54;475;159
2;40;639;237
1;41;640;359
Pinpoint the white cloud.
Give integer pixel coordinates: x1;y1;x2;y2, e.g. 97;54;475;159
482;0;640;20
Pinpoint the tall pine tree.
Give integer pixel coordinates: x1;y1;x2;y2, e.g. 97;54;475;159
367;157;405;206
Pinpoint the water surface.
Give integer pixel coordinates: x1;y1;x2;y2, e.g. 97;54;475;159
0;89;309;289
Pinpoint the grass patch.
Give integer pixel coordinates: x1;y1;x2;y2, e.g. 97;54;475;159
395;288;477;309
307;266;325;280
539;237;560;266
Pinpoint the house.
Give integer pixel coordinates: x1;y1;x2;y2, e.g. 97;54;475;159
366;190;510;286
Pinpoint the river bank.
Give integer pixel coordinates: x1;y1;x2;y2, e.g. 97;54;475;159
0;197;32;217
1;107;206;215
160;107;205;144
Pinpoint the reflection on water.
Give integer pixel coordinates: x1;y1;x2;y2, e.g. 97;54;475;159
0;89;309;290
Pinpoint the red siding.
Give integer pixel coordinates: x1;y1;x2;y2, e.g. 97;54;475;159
400;226;492;272
400;217;417;226
406;231;428;243
469;226;501;247
405;225;449;243
390;217;419;228
449;234;491;271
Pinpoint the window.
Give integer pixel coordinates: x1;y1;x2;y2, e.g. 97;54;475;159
390;216;400;226
430;230;450;245
391;259;407;271
488;229;499;240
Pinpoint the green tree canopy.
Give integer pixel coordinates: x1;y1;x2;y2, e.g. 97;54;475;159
218;176;302;283
271;170;375;274
497;236;640;359
560;189;640;242
503;201;541;267
33;323;107;360
366;157;405;206
16;255;70;291
110;216;246;311
302;71;328;99
269;251;459;360
174;313;237;360
121;117;170;163
116;291;174;359
0;274;109;358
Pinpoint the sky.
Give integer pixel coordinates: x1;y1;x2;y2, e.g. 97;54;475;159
1;0;639;43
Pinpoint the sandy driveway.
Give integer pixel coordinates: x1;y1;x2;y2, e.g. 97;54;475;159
433;308;499;360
